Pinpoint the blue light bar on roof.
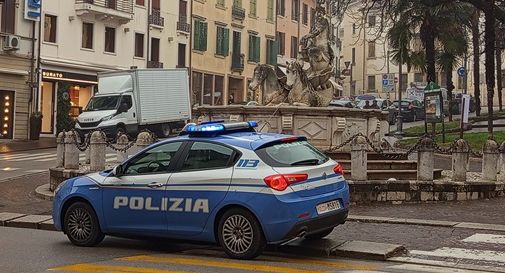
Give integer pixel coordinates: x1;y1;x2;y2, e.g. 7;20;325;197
182;121;258;135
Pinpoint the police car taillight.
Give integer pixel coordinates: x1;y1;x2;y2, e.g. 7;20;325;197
264;174;308;191
334;163;344;175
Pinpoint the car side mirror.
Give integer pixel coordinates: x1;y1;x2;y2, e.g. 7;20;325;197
112;165;123;177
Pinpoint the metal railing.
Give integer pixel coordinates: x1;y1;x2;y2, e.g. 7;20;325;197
149;9;164;27
232;5;245;20
147;61;164;68
177;16;191;33
77;0;134;14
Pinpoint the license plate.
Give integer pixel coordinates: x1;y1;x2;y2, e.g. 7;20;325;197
316;200;341;215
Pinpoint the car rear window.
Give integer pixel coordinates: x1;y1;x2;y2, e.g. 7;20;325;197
256;141;329;167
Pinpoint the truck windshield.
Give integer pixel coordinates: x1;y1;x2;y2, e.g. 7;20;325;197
85;95;120;111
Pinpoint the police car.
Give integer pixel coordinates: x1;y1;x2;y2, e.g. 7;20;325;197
53;121;350;259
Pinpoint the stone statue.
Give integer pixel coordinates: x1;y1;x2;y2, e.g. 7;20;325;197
248;0;338;107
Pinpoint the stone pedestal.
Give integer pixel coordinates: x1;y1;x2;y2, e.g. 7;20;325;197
351;136;368;181
116;134;129;163
64;131;79;170
417;137;434;181
55;132;65;168
90;131;106;172
482;139;499;181
452;139;469;182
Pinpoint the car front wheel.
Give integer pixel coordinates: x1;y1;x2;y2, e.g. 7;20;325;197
218;208;266;259
64;202;105;247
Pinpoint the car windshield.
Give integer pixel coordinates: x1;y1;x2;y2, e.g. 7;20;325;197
256;141;329;167
393;101;412;107
85;95;120;111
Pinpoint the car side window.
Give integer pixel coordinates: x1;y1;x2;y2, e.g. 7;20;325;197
180;142;234;172
124;142;182;175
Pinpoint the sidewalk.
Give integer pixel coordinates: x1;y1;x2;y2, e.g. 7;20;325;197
0;137;56;153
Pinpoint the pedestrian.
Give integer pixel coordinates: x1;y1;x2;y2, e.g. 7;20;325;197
371;100;380;109
363;100;371;109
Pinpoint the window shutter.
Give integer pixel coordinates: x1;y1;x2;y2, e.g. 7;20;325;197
255;36;261;62
223;28;230;56
267;0;274;21
201;22;208;51
193;21;200;50
248;35;253;61
216;27;222;55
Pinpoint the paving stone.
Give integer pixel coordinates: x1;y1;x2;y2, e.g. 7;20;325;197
39;218;56;231
0;212;25;226
6;215;52;229
332;240;406;260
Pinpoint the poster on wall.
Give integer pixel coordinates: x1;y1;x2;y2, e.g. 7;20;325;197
425;91;443;123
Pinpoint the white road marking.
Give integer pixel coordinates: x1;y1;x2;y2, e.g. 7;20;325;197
1;167;21;171
24;170;47;173
387;263;486;273
463;234;505;244
410;247;505;263
9;154;57;162
0;152;52;160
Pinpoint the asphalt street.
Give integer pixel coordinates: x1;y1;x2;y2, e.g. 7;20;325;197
0;226;490;273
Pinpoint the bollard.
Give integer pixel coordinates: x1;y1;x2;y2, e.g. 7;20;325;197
90;131;106;171
56;131;65;168
85;148;90;164
500;141;505;175
350;135;368;181
116;133;129;163
136;131;154;153
452;139;470;182
417;137;434;181
64;131;79;169
482;139;499;181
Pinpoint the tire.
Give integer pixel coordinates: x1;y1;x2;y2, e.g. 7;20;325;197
64;202;105;247
305;228;334;240
412;112;417;122
217;208;266;260
157;123;171;138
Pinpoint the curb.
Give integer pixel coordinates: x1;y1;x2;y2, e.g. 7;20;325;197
0;212;56;231
35;183;54;201
0;171;48;184
0;144;57;154
348;215;505;231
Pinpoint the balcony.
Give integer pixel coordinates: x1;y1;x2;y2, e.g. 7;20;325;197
231;53;244;72
147;61;164;68
149;9;164;28
177;16;191;33
75;0;134;24
232;5;246;21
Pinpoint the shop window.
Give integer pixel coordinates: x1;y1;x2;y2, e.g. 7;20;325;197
105;27;116;53
203;74;213;105
0;91;14;139
44;15;57;43
82;22;94;49
192;72;203;106
214;75;224;105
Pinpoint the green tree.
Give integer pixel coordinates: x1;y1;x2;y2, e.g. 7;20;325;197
56;83;75;135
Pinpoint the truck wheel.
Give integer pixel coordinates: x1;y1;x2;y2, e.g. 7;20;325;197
157;123;171;138
64;202;105;247
218;208;266;260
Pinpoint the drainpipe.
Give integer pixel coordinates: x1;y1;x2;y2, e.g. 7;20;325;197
188;0;193;106
146;0;151;67
29;21;36;114
36;0;43;112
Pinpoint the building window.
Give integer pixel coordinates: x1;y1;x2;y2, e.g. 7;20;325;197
216;26;229;56
250;0;257;17
368;41;376;58
368;15;376;27
368;75;376;92
82;23;94;49
193;20;208;51
310;8;315;29
217;0;225;7
44;15;57;43
136;0;145;6
302;4;308;25
178;43;186;67
290;36;298;59
1;0;16;34
277;0;285;16
414;73;424;83
233;0;242;8
277;31;285;55
267;38;277;65
248;34;260;63
151;38;160;61
267;0;274;21
352;47;356;64
104;27;116;53
152;0;160;10
232;31;242;70
134;33;144;57
291;0;299;21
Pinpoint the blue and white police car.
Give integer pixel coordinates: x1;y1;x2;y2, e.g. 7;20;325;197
53;121;350;259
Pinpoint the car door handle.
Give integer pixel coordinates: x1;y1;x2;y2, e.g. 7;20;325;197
147;182;164;188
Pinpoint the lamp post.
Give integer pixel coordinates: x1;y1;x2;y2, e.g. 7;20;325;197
394;46;405;137
345;61;354;96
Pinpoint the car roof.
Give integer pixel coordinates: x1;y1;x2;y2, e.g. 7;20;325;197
160;131;298;151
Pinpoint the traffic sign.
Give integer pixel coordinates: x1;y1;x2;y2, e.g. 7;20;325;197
382;73;395;93
457;67;466;77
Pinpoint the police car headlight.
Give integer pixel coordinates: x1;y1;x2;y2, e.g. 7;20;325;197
101;114;114;121
54;180;67;194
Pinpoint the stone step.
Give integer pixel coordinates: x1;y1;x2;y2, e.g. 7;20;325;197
326;152;409;161
345;169;443;180
339;160;418;170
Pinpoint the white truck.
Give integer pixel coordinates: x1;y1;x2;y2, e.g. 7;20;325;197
75;68;191;139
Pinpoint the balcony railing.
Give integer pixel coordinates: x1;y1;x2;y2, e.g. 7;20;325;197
149;9;164;27
75;0;134;23
232;5;246;21
147;61;164;68
177;16;191;33
231;53;244;71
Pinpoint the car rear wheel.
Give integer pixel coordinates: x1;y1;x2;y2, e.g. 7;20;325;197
305;228;334;240
64;202;104;247
218;208;266;260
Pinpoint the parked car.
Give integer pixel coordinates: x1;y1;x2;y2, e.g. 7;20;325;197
454;93;476;113
393;99;424;122
329;99;354;108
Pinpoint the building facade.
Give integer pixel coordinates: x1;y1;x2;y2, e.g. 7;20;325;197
276;0;315;66
190;0;277;106
0;0;39;140
39;0;190;135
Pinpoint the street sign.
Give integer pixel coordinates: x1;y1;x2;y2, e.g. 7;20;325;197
382;73;395;93
457;67;466;77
